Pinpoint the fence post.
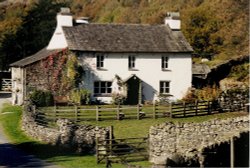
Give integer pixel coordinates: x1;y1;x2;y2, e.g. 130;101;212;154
153;102;156;119
195;100;198;116
75;105;78;123
96;106;99;121
96;137;99;164
183;102;186;117
169;102;173;118
137;104;141;120
230;136;234;168
116;104;120;120
32;105;36;113
109;125;113;156
207;101;211;115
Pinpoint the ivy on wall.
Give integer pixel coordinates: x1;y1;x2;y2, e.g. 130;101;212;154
40;49;80;96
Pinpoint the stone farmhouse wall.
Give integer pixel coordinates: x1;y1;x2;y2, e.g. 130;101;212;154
25;61;50;92
149;116;249;166
22;105;109;153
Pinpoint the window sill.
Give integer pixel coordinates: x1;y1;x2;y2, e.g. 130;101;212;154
96;68;108;71
94;94;112;97
128;68;139;71
162;68;171;72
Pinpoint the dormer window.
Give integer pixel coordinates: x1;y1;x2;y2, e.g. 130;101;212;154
96;54;104;69
161;56;169;70
128;55;136;70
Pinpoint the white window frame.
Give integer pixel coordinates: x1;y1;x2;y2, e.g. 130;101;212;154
161;56;169;70
128;55;136;70
94;81;112;96
96;54;104;69
159;81;170;94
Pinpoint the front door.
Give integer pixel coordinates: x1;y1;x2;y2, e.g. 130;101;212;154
126;75;141;105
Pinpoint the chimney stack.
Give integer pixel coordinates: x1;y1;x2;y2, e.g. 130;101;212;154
164;12;181;30
47;7;72;50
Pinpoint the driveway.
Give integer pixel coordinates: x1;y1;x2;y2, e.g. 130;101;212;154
0;92;59;168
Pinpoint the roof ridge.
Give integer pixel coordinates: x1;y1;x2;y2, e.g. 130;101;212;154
72;22;167;27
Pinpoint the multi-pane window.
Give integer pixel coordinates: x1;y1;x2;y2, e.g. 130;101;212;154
96;54;104;69
128;56;136;69
160;81;170;94
94;81;112;95
161;56;169;69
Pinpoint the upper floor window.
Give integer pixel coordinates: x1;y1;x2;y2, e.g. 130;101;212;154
96;54;104;69
160;81;170;94
128;55;136;69
94;81;112;96
161;56;169;69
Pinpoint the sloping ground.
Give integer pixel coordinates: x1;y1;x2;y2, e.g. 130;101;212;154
206;55;249;86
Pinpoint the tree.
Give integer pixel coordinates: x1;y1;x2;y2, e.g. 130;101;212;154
0;0;69;70
183;7;223;59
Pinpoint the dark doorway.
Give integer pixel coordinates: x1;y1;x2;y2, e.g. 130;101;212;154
125;75;141;105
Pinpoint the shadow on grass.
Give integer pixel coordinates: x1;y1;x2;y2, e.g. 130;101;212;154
19;141;94;157
0;141;94;167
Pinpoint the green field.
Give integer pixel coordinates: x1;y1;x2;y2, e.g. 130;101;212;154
0;103;247;168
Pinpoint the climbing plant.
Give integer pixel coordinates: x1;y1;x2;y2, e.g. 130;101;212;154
40;49;81;96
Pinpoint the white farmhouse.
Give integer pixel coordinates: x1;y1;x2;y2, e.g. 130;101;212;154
11;8;193;105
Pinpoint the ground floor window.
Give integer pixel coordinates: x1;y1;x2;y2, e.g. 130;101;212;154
94;81;112;96
160;81;170;94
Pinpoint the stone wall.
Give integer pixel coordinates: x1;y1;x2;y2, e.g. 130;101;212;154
149;116;249;166
22;105;109;153
218;89;249;112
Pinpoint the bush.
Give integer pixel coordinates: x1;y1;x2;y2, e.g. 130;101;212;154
68;89;91;105
112;93;127;105
29;90;53;107
182;86;221;102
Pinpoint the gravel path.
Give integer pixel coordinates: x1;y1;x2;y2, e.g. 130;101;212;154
0;92;60;168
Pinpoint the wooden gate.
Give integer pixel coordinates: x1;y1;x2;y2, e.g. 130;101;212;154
96;137;148;165
1;78;12;91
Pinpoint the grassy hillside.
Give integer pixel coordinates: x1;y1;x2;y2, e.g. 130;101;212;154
0;0;248;69
70;0;249;64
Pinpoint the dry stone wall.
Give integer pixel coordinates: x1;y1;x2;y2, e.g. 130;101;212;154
149;116;249;166
22;105;109;153
218;89;249;112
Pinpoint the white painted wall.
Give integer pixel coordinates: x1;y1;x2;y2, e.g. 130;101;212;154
47;14;72;49
11;67;24;105
78;53;192;103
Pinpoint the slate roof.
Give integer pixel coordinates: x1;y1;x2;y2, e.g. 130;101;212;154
10;48;59;67
192;64;211;79
63;23;193;53
11;23;193;67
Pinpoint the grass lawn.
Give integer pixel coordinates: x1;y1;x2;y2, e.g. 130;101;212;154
0;103;149;168
0;103;247;168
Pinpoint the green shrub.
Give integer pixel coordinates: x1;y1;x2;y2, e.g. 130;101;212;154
29;90;53;107
69;89;91;105
112;93;127;105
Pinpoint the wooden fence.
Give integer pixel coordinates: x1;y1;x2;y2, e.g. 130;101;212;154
96;126;148;165
35;100;222;126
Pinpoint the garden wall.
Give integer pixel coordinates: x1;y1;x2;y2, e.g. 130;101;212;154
218;89;249;112
22;105;109;153
149;116;249;167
